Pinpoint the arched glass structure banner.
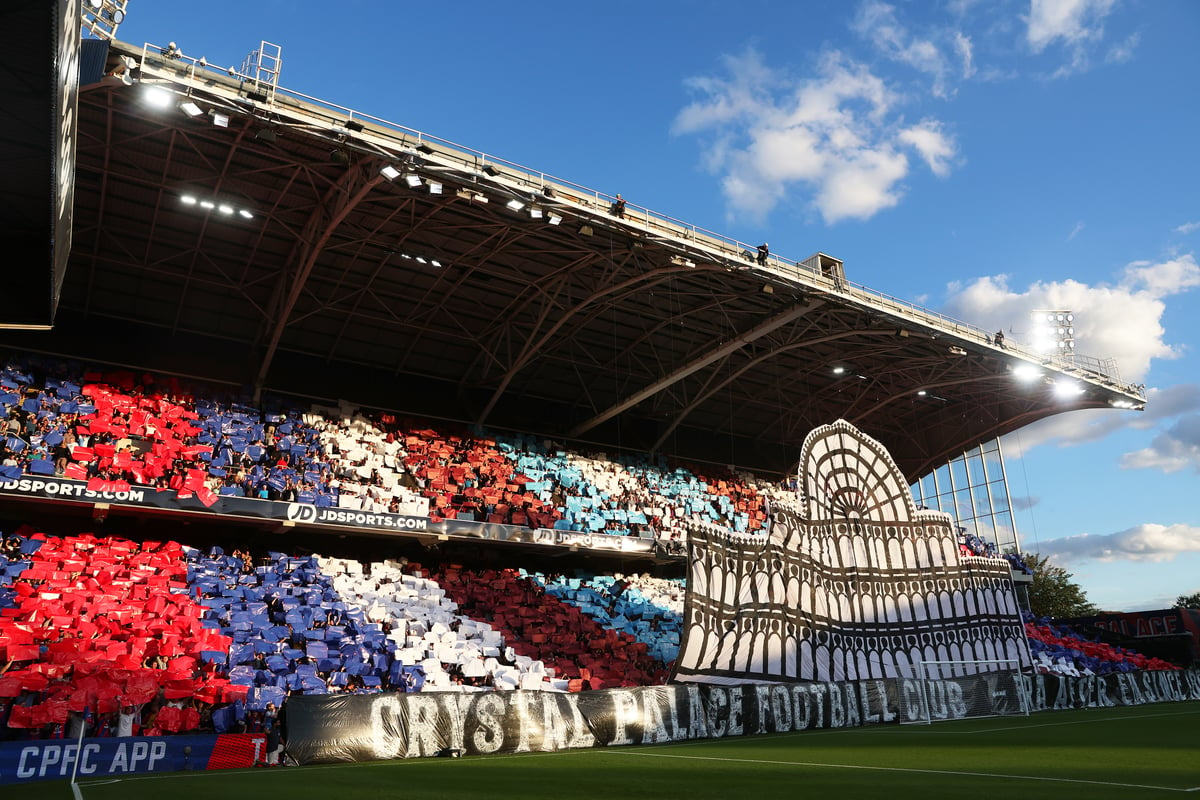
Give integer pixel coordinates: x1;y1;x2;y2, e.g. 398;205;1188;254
672;420;1031;685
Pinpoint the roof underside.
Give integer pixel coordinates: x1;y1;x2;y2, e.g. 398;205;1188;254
1;42;1144;482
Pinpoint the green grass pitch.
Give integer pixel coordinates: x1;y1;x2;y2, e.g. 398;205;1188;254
42;703;1200;800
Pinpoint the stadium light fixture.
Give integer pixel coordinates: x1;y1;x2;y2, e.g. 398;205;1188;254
217;204;234;215
180;195;197;205
179;100;203;117
832;366;846;375
238;209;254;219
255;127;278;143
1012;364;1042;382
547;213;562;225
579;225;594;236
529;207;543;219
380;165;402;181
199;200;215;209
506;199;525;212
404;174;423;188
1052;380;1084;400
143;85;173;109
211;111;230;128
428;181;443;195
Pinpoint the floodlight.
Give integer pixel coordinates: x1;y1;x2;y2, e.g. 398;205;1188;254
255;127;277;143
428;182;443;195
505;199;524;212
380;165;402;181
1053;380;1084;399
199;200;215;209
143;86;173;109
579;225;594;236
529;207;543;219
179;101;203;117
430;260;442;268
181;195;197;205
211;112;229;128
415;257;428;264
404;174;422;188
832;366;846;375
547;213;562;225
238;209;254;219
218;204;234;215
1012;364;1042;382
917;390;927;396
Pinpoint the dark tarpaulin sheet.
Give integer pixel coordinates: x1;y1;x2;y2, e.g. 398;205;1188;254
284;670;1200;764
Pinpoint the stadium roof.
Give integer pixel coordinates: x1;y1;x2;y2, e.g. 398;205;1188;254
4;39;1145;482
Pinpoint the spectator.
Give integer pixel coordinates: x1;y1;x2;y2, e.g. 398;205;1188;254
609;194;626;219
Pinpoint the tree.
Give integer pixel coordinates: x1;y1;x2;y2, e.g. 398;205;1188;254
1173;592;1200;609
1024;553;1098;619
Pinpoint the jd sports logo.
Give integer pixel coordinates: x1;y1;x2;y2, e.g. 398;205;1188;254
286;503;317;522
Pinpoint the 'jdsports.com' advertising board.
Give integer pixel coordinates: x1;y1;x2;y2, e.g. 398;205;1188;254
0;476;653;554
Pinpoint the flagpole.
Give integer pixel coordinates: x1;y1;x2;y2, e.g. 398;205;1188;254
69;706;87;800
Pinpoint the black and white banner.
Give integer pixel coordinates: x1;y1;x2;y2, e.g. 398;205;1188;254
284;668;1200;763
674;421;1031;684
0;476;653;554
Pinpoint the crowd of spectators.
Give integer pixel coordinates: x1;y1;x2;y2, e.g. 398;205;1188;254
0;525;685;740
0;358;782;553
1023;614;1180;676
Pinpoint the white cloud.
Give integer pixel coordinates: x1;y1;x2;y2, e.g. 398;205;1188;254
954;32;976;79
852;2;958;97
1024;0;1120;77
1175;221;1200;235
943;255;1200;451
1067;221;1085;240
943;254;1199;382
1025;0;1117;52
1040;523;1200;564
1120;411;1200;473
1105;32;1140;64
897;120;957;176
673;49;958;223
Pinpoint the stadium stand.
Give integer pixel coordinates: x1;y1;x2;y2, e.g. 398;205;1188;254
4;355;1137;744
1023;614;1180;676
0;522;685;740
0;358;780;548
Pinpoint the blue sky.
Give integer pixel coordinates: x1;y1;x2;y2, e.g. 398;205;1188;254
113;1;1200;612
